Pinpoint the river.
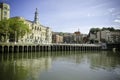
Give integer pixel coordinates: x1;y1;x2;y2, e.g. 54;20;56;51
0;51;120;80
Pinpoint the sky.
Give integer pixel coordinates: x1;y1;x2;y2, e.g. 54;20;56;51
1;0;120;34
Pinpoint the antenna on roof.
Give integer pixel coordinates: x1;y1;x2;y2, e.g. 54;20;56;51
78;28;80;31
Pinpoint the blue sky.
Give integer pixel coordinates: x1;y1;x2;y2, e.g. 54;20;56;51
1;0;120;33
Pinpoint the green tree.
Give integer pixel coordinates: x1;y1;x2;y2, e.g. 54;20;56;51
0;18;30;42
102;27;115;31
89;28;100;34
0;19;10;42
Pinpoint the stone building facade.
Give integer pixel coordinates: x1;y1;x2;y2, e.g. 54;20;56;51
73;31;82;43
110;31;120;43
52;34;63;43
14;8;52;44
96;30;110;43
89;30;120;43
0;3;10;21
0;2;52;44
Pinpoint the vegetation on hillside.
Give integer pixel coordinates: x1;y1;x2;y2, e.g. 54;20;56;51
89;27;120;34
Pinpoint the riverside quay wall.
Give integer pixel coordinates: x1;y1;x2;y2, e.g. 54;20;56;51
0;43;102;53
107;43;120;51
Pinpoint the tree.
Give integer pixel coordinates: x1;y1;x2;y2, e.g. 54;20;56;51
0;19;10;42
89;28;100;34
102;27;115;31
9;18;31;42
0;18;30;42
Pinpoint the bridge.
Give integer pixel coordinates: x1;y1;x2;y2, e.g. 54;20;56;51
0;42;102;53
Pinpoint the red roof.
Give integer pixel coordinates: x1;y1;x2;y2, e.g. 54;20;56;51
74;31;81;35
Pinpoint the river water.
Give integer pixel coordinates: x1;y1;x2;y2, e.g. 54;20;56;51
0;51;120;80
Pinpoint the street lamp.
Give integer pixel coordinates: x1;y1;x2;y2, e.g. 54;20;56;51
5;31;9;43
5;31;7;42
15;31;17;44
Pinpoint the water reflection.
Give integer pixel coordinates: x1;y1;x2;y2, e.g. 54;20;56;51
0;52;52;80
0;51;120;80
88;51;120;70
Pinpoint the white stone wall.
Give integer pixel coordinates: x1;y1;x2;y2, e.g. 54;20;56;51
110;31;120;43
0;3;10;20
96;30;120;43
89;33;96;40
18;17;52;44
96;30;110;42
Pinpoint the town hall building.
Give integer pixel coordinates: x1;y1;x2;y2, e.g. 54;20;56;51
0;2;52;44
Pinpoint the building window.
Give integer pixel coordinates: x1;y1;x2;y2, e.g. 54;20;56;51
35;26;36;30
37;27;39;30
40;28;41;31
32;27;34;30
4;11;7;16
4;7;8;10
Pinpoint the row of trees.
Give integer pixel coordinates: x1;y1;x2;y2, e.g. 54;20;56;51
89;27;118;34
0;18;30;42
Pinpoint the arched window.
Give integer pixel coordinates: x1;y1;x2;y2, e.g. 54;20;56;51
32;26;34;29
35;26;37;30
37;27;39;30
40;28;41;31
4;11;7;16
4;7;8;10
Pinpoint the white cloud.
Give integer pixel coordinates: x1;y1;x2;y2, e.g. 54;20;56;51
114;19;120;23
117;16;120;19
108;8;115;13
112;11;120;16
87;13;94;17
87;13;90;17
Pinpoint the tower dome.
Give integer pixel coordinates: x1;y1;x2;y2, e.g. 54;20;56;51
34;8;39;24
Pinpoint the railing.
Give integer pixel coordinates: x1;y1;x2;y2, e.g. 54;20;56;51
0;42;101;46
52;43;101;47
0;42;102;53
0;42;101;47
